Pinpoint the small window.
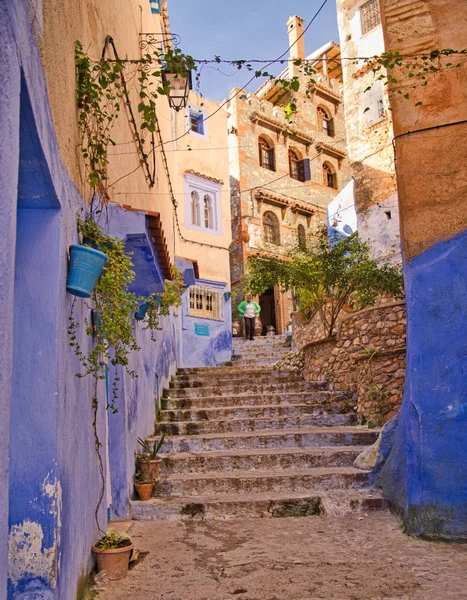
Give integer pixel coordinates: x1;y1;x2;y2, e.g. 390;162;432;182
360;0;381;35
204;194;213;229
188;285;223;320
323;162;337;189
190;111;204;135
185;173;221;235
258;137;275;171
263;211;280;245
363;79;385;128
289;149;304;181
317;107;334;137
187;104;208;138
298;224;306;249
191;191;200;226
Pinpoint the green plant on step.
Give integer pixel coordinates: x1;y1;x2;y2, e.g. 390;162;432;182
95;528;131;551
137;433;166;460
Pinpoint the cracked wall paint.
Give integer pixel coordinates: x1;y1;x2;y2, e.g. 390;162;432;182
8;521;55;590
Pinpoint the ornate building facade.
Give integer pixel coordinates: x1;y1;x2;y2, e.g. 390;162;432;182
228;16;351;335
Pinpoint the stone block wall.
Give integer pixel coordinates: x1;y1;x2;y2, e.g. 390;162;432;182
293;301;406;425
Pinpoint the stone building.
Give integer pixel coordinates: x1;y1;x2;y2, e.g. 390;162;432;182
336;0;400;262
374;0;467;540
0;0;232;596
227;16;351;335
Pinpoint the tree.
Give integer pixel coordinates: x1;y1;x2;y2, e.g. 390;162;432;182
246;230;404;336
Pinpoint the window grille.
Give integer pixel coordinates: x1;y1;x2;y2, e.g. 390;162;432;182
363;79;385;128
188;285;223;320
317;107;334;137
360;0;381;35
191;191;200;226
323;162;337;189
263;211;280;245
258;137;275;171
204;194;213;229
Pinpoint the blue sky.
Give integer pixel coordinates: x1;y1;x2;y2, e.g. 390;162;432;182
169;0;339;102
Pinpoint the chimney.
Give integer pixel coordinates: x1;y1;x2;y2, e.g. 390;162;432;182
287;15;305;78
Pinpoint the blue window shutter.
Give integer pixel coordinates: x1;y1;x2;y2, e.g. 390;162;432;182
196;113;204;135
149;0;161;14
302;158;311;181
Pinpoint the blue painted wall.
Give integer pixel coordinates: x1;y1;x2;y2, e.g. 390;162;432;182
179;278;232;368
0;5;21;597
1;3;155;597
104;205;179;518
378;228;467;539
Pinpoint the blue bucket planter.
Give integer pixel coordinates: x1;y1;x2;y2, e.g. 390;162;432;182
67;244;107;298
134;295;162;321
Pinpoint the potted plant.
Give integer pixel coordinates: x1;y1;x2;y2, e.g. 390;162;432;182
92;528;133;580
67;244;107;298
136;434;165;482
133;470;155;501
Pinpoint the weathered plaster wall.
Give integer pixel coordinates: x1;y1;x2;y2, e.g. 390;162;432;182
294;301;406;425
0;5;20;596
2;2;184;598
336;0;401;262
1;7;111;594
377;0;467;539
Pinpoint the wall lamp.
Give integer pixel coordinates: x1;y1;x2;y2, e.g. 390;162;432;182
161;69;192;111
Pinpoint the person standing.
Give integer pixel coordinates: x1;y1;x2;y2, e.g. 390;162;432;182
237;294;261;340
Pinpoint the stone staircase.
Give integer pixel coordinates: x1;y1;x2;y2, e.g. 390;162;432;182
131;338;385;521
231;335;291;366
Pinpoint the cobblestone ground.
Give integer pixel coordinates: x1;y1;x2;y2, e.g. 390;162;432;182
97;512;467;600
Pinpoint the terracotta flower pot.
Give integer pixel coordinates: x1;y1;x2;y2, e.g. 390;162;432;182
134;481;154;501
93;542;133;580
137;457;160;482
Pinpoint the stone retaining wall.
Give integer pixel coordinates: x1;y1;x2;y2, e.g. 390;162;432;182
292;301;406;425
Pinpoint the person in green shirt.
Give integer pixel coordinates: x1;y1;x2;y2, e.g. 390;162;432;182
237;294;261;340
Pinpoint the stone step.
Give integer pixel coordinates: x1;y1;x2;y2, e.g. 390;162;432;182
173;369;298;383
156;413;356;435
161;390;351;410
131;489;387;521
148;426;379;453
233;360;283;367
155;466;371;498
163;381;324;399
158;446;362;475
170;373;304;389
159;401;351;423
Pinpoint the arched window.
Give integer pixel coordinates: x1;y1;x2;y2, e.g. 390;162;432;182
258;136;275;171
263;211;280;245
289;149;304;181
317;107;334;137
322;162;337;189
191;191;200;225
298;224;306;249
204;194;213;229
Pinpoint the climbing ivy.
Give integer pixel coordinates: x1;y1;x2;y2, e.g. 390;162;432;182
75;40;195;197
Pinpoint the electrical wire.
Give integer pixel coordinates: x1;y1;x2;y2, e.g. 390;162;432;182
152;0;330;151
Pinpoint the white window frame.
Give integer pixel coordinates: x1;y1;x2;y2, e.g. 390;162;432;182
184;172;222;236
188;285;224;320
363;79;385;128
186;103;208;140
